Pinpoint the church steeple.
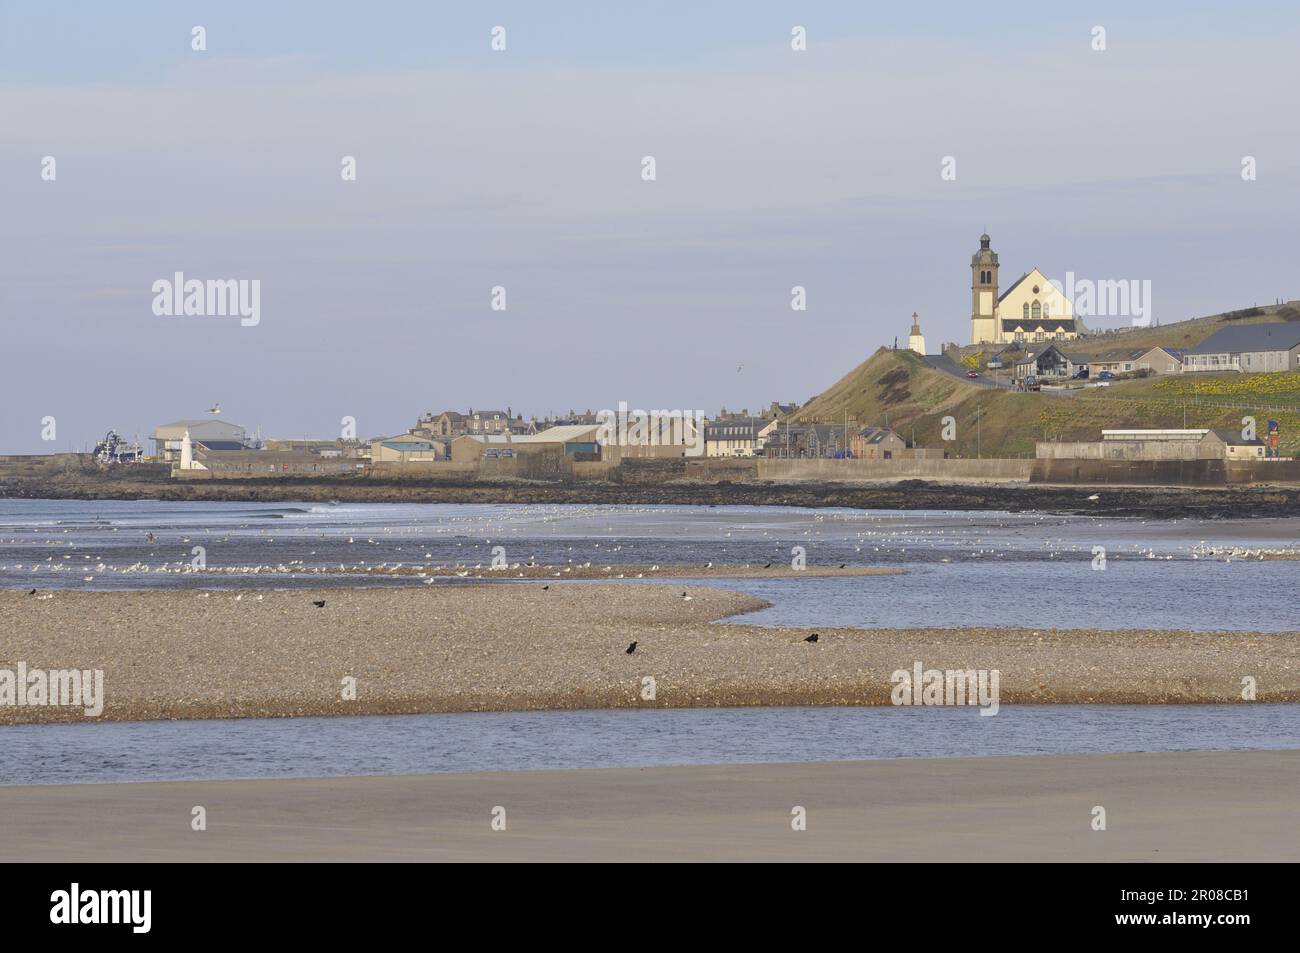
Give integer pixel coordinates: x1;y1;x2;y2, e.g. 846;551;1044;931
970;232;1000;344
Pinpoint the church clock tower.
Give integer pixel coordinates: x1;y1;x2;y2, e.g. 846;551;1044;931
970;232;999;344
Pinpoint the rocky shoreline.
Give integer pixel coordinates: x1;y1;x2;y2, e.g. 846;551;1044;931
5;474;1300;518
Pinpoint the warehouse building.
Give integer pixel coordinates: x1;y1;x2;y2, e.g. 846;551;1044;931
1037;429;1265;461
370;433;443;462
153;419;246;462
450;425;601;463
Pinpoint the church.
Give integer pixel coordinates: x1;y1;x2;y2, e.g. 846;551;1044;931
969;233;1082;345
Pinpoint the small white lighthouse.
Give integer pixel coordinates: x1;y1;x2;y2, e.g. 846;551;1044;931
179;429;194;469
908;312;927;355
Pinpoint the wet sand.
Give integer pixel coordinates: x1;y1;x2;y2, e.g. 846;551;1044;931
1;750;1296;861
1;586;1297;723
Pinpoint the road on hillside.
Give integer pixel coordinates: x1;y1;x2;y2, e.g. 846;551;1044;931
921;354;1081;397
921;354;1014;390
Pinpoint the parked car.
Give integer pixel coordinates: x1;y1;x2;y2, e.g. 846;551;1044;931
966;370;980;378
1097;370;1115;380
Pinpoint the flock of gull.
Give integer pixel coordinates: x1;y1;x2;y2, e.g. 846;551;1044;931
2;504;1293;590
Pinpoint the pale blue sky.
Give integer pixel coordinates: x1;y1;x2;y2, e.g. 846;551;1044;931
2;2;1298;451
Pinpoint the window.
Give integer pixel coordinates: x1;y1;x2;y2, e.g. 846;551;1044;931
1042;300;1050;318
1023;303;1030;320
1031;301;1042;321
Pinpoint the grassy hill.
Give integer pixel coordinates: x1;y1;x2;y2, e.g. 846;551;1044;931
791;348;1300;457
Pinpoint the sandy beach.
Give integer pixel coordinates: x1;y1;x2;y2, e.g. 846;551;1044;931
1;585;1296;723
1;750;1296;861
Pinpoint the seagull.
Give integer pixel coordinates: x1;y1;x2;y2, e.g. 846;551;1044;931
208;403;221;415
803;633;820;643
626;641;637;654
1086;494;1100;501
312;600;325;608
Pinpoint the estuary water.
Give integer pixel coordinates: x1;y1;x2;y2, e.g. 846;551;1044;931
3;704;1299;786
1;498;1296;630
1;499;1296;784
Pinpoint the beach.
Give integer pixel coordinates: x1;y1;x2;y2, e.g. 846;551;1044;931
2;584;1296;723
2;750;1296;861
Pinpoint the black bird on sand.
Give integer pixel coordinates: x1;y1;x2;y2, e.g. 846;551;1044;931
541;585;550;590
28;588;36;595
312;600;326;608
803;633;819;643
626;641;637;654
763;562;773;569
838;563;847;569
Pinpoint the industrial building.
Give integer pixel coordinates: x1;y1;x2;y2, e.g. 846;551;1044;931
370;434;442;463
450;425;602;463
153;419;246;462
1037;429;1265;462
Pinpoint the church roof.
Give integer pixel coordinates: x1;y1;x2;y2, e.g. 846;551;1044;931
997;271;1033;303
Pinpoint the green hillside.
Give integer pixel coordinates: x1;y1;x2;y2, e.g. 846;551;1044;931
792;349;1300;457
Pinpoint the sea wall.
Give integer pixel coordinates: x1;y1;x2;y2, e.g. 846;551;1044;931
1031;459;1300;486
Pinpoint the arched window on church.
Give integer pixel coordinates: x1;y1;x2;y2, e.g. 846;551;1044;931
1022;303;1030;321
1031;301;1042;321
1042;300;1050;318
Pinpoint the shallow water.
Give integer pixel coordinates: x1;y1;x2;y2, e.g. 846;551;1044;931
3;499;1297;630
3;500;1296;784
1;703;1297;786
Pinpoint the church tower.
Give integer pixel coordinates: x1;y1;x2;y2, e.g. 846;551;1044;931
908;312;926;355
970;232;999;344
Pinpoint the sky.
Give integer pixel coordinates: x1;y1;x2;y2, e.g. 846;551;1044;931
3;1;1299;452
